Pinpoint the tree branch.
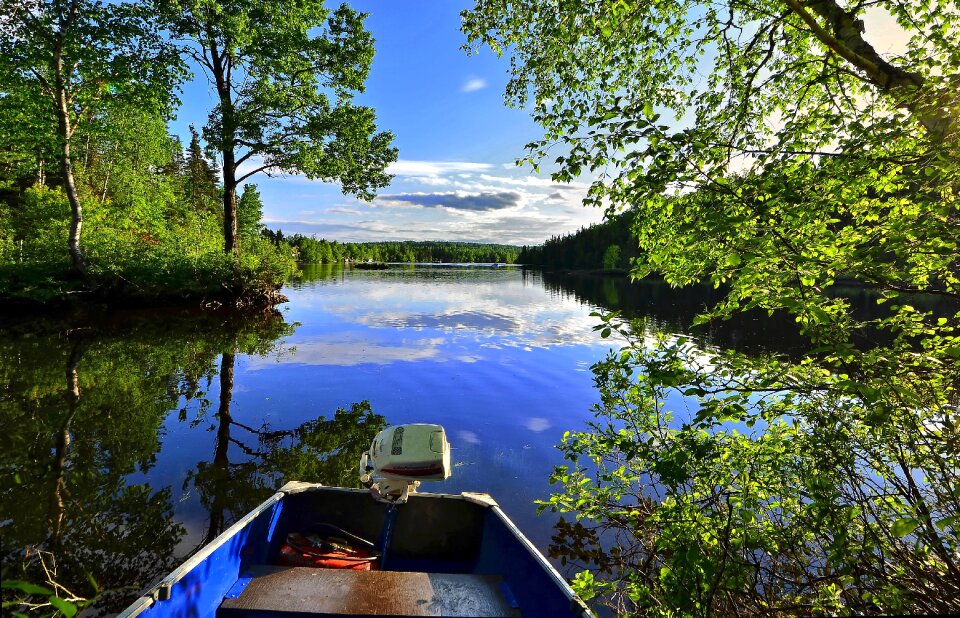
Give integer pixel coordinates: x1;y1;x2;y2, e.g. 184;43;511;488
29;67;53;95
782;0;951;136
236;163;274;184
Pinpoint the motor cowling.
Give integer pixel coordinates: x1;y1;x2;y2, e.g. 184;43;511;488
359;424;451;503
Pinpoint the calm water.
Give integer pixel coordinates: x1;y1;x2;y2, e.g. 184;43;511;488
1;265;816;612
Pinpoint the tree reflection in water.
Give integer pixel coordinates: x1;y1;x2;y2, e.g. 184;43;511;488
188;348;385;544
0;308;385;613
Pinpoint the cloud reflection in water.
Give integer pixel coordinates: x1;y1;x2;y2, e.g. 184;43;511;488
525;417;551;432
246;334;443;368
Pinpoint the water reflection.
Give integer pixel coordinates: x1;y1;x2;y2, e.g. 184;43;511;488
287;264;841;357
6;265;913;612
188;352;386;544
538;270;807;355
246;334;443;367
0;309;384;613
286;264;612;354
538;270;958;355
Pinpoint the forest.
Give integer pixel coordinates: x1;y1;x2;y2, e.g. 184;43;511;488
272;233;522;264
0;0;396;308
517;209;638;271
0;118;295;305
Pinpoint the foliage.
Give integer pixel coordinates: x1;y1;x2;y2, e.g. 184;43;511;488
184;125;221;217
157;0;398;254
602;245;621;271
2;557;87;618
284;235;522;264
0;100;296;306
0;1;182;125
542;317;959;615
238;184;265;242
466;0;960;614
519;209;637;270
0;1;323;305
0;0;185;272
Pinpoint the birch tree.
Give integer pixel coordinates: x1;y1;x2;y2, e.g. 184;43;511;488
0;0;183;275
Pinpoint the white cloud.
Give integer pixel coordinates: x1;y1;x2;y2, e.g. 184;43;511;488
387;160;494;176
259;156;606;245
477;174;590;190
460;77;487;93
406;175;455;187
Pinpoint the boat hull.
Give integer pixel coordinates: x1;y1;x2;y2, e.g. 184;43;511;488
119;483;591;617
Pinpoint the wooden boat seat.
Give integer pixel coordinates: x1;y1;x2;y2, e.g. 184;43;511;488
218;564;522;617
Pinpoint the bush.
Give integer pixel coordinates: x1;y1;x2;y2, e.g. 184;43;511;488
0;189;296;306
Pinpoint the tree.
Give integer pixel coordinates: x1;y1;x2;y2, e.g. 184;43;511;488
465;0;959;614
237;183;263;242
184;125;221;216
158;0;398;255
0;0;184;275
602;244;621;270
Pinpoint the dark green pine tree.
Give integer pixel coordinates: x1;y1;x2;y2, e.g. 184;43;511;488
185;126;220;217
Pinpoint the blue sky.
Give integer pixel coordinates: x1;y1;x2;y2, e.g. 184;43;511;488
168;0;605;246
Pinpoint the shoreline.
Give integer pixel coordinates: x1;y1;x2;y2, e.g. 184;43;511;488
0;284;287;319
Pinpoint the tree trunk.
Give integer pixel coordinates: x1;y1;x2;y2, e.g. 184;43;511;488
210;42;239;256
216;352;235;445
53;40;88;277
62;145;87;275
222;151;238;255
204;351;235;543
785;0;953;138
100;169;109;202
50;341;84;547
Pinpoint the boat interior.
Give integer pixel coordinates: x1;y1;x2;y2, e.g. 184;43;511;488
129;486;588;618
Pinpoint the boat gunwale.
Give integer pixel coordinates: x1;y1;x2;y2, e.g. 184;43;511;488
487;503;593;617
117;489;285;618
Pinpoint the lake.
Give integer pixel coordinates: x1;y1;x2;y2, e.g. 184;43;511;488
1;264;810;612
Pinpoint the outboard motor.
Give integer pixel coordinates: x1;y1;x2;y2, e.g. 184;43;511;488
359;423;451;504
359;424;452;570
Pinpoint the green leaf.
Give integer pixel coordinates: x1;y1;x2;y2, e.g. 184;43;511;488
891;517;919;538
47;596;78;618
1;581;53;596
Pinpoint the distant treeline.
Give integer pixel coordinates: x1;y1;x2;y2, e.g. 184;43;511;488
518;210;638;270
262;232;522;264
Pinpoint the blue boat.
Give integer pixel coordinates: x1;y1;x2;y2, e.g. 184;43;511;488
118;425;592;618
